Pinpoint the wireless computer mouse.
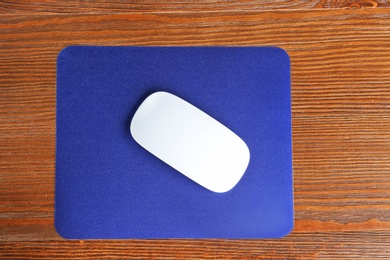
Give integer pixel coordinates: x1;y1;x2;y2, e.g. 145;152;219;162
130;91;250;193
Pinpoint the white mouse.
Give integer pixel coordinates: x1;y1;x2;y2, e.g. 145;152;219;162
130;91;250;193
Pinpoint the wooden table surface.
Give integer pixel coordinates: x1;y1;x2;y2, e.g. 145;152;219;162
1;1;390;258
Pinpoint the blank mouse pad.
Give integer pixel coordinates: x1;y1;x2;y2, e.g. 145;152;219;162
55;46;293;239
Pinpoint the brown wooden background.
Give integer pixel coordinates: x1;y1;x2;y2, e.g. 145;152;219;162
1;1;390;258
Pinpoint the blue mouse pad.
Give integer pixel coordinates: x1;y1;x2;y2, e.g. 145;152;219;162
55;46;293;239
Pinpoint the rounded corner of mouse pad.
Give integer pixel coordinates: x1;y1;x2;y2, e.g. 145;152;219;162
55;46;293;239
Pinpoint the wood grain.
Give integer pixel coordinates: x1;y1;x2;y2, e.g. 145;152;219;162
1;0;390;14
1;232;390;259
1;4;390;259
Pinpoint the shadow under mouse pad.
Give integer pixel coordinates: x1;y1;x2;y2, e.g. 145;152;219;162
55;46;293;239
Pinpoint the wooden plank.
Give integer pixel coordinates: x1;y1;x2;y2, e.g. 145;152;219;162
1;232;390;259
0;0;389;14
1;8;390;257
